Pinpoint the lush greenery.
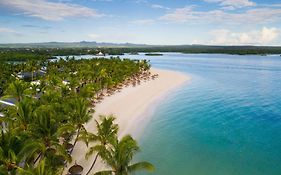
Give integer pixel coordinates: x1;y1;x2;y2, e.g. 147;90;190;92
1;45;281;63
82;115;154;175
0;57;153;174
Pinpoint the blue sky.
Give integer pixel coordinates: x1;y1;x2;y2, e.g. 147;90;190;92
0;0;281;45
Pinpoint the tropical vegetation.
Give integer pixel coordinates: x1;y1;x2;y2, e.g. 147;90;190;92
1;44;281;63
0;56;154;175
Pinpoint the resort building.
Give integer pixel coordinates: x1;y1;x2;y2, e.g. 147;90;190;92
96;51;104;56
17;70;46;80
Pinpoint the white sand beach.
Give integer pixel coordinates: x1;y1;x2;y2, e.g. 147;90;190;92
65;68;190;174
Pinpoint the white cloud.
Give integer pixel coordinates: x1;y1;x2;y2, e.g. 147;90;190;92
204;0;255;9
134;0;148;4
209;27;280;45
259;27;280;44
221;6;236;10
160;6;281;24
0;0;103;21
88;34;100;39
160;6;196;23
151;4;170;10
130;19;155;25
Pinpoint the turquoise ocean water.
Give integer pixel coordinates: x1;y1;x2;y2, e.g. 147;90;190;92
126;53;281;175
60;53;281;174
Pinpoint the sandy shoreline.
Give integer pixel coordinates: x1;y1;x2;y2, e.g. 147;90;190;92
65;68;190;174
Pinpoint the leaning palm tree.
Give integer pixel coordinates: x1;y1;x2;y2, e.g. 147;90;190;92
68;97;92;152
82;115;119;175
94;135;154;175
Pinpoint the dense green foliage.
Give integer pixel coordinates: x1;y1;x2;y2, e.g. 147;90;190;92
0;49;93;62
0;57;153;174
114;45;281;55
1;45;281;63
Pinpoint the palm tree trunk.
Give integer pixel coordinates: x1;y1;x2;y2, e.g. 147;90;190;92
70;127;81;154
86;153;99;175
33;152;42;165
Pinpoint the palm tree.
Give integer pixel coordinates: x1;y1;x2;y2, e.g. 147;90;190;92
19;106;71;166
82;115;119;175
0;130;25;175
0;55;152;175
68;97;92;152
77;83;95;99
26;60;39;82
4;80;30;102
6;97;35;132
18;158;54;175
94;135;154;175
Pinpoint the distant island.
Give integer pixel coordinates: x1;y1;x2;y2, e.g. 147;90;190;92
145;53;163;56
0;41;281;59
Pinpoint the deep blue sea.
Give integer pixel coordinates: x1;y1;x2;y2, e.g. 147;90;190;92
61;53;281;175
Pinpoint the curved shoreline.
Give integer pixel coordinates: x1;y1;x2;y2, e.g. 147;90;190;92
66;68;191;174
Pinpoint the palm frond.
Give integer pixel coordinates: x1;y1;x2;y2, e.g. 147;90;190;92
128;161;155;173
94;170;113;175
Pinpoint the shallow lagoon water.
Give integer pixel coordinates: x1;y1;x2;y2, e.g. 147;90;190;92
129;53;281;175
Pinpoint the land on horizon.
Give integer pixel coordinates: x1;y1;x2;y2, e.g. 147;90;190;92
0;42;281;60
1;41;281;48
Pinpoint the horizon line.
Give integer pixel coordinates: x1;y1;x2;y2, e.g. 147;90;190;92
0;41;281;47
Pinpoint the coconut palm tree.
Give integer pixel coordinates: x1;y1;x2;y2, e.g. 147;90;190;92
0;55;152;175
18;158;54;175
4;80;30;102
82;115;119;175
0;130;25;175
6;97;35;132
94;135;154;175
19;106;71;166
77;83;95;99
68;97;92;152
26;60;39;81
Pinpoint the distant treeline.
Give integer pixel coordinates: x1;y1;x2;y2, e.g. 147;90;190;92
1;45;281;62
0;48;94;62
0;48;131;62
106;45;281;55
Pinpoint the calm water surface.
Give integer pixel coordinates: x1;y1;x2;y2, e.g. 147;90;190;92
61;53;281;175
129;53;281;175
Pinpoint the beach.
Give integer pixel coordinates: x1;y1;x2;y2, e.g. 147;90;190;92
66;68;190;174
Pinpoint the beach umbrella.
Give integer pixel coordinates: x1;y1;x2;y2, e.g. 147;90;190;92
68;162;83;175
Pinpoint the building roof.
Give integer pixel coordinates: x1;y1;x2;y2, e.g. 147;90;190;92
0;99;16;109
17;70;46;79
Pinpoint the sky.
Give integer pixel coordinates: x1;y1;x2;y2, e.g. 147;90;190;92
0;0;281;45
